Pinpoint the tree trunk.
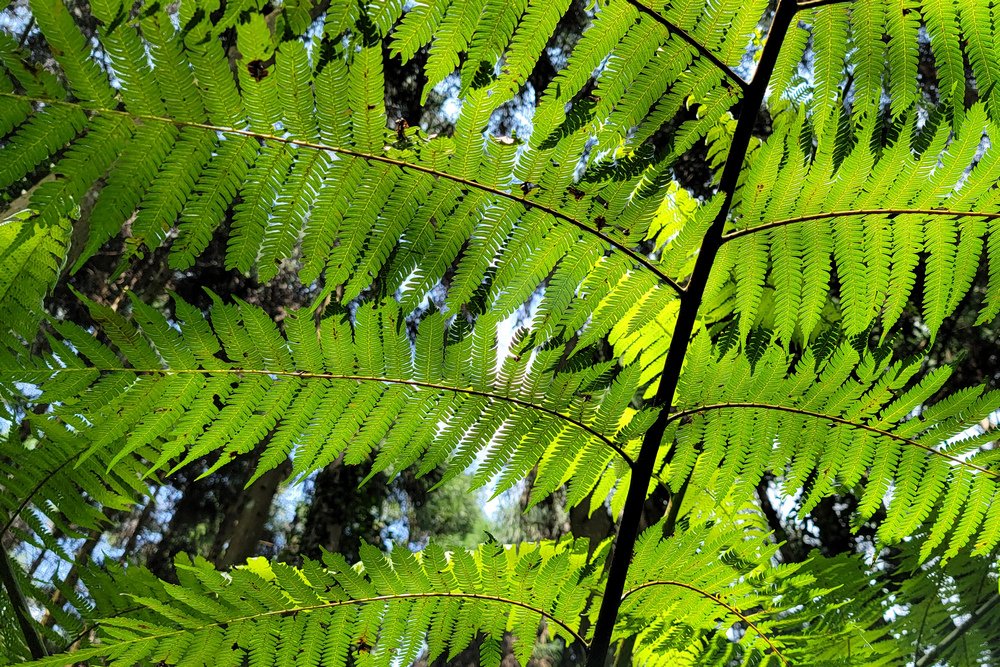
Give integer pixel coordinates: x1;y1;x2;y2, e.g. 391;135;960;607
216;459;291;569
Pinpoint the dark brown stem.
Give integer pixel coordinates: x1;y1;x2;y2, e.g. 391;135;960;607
0;541;47;659
584;2;799;664
797;0;852;8
17;17;35;47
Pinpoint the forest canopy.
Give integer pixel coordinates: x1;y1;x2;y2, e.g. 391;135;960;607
1;0;1000;665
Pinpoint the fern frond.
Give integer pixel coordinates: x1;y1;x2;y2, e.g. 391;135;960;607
0;374;157;551
959;0;1000;118
667;337;1000;558
622;518;793;665
141;10;207;123
172;135;260;271
128;128;216;258
350;46;389;155
497;0;573;94
27;538;599;667
227;141;294;275
725;107;1000;342
184;30;248;128
848;1;886;119
807;5;848;137
29;0;115;107
391;0;448;62
922;0;966;117
0;210;69;347
886;0;920;118
0;104;86;191
462;0;530;94
1;294;653;510
276;40;319;142
1;89;684;311
89;0;165;117
423;0;488;96
237;14;281;133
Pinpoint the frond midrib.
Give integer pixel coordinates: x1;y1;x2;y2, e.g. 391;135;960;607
0;91;684;295
666;401;998;479
724;207;1000;242
620;579;788;667
7;364;635;467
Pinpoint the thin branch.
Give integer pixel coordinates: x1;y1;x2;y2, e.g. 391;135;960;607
912;598;933;667
17;17;36;48
665;403;1000;479
0;92;685;296
722;208;1000;243
755;478;797;563
61;605;144;654
0;542;47;659
1;454;75;538
620;580;789;666
11;365;635;468
621;0;748;94
915;593;1000;667
796;0;853;9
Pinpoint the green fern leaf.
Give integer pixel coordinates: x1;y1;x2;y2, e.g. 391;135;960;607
0;210;69;345
29;0;115;106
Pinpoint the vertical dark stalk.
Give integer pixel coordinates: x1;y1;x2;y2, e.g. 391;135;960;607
0;542;47;659
585;2;799;664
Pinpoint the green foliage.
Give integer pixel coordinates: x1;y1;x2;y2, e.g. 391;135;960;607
2;0;1000;664
0;210;70;349
668;334;1000;559
26;538;600;667
724;104;1000;340
0;292;646;525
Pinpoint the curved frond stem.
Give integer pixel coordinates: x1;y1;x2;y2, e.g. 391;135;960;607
104;591;588;649
1;454;159;541
22;365;635;468
795;0;853;9
1;455;77;538
621;0;748;94
620;580;789;666
722;209;1000;243
0;92;684;296
665;403;1000;479
61;606;145;654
